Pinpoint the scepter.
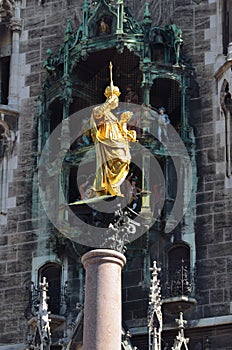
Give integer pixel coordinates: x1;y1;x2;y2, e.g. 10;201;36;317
109;61;114;95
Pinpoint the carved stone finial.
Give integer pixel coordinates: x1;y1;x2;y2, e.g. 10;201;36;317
143;2;152;26
147;260;162;350
171;312;189;350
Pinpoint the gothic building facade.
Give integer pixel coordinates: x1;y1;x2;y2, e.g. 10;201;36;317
0;0;232;349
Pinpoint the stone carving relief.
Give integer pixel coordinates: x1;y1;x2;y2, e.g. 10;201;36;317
0;118;15;158
0;115;17;220
0;0;15;19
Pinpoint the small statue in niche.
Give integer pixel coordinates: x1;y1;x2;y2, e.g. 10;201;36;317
0;119;16;158
166;24;183;66
61;78;73;105
43;49;56;77
174;27;183;66
124;84;139;104
98;18;110;35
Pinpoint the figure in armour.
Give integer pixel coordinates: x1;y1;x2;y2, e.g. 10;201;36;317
90;62;137;197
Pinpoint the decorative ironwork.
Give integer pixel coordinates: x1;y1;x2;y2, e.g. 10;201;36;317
161;260;194;299
100;207;142;253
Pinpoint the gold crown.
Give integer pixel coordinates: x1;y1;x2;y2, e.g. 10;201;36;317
104;85;121;98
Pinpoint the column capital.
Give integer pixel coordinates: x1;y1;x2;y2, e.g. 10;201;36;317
10;16;22;32
82;249;126;270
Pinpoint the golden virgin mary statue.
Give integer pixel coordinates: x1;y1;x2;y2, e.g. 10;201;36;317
90;62;137;197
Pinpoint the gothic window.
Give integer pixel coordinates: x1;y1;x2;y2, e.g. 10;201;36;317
0;17;12;105
222;0;232;55
39;263;62;315
0;19;11;106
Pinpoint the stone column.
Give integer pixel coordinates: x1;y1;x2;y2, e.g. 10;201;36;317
8;0;22;110
82;249;126;350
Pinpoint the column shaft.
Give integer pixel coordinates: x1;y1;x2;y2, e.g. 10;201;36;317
82;249;126;350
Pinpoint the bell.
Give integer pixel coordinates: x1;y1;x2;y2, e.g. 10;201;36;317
154;33;164;46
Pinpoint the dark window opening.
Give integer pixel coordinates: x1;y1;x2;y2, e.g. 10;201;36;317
166;157;178;200
49;99;63;134
39;263;62;315
150;78;181;132
162;157;178;220
0;57;10;105
46;99;63;161
222;0;232;55
70;47;142;112
69;167;79;203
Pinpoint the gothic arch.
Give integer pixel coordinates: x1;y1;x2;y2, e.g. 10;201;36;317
39;262;62;315
163;242;192;298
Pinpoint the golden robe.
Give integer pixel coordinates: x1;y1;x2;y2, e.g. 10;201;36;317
90;104;133;196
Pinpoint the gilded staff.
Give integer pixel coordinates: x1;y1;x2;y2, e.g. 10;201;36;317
109;61;114;95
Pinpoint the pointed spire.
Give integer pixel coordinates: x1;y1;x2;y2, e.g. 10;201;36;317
66;19;73;34
64;19;73;42
172;312;189;350
83;0;89;11
143;2;152;26
148;261;162;350
82;0;89;39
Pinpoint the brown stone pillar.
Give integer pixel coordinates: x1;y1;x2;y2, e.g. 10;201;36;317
81;249;126;350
